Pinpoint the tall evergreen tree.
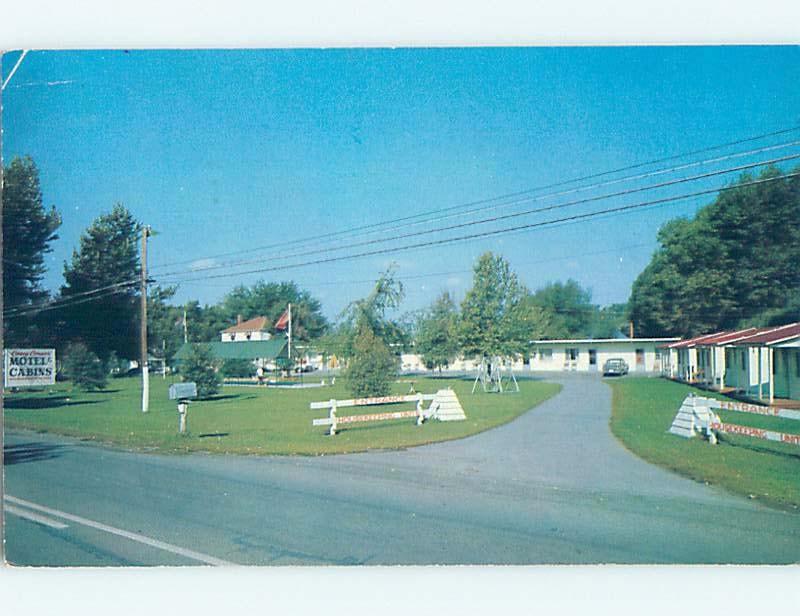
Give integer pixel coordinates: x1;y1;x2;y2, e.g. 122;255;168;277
2;156;61;345
60;204;141;360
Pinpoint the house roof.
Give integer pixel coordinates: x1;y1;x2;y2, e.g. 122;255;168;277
693;327;760;346
221;316;270;334
530;337;679;345
665;332;724;349
174;339;288;362
732;322;800;346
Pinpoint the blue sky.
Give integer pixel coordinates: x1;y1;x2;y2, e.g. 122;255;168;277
3;47;800;319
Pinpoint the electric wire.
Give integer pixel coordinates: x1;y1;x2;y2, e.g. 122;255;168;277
148;126;800;271
154;152;800;280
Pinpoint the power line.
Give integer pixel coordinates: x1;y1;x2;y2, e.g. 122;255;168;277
148;125;800;271
158;172;800;285
3;278;141;317
154;153;800;280
174;241;657;290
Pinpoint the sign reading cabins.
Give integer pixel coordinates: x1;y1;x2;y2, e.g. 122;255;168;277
3;349;56;387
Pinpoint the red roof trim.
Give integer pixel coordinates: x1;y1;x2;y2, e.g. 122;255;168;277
732;322;800;345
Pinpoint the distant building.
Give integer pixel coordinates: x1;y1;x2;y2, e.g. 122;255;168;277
174;339;288;371
528;338;678;373
220;315;272;342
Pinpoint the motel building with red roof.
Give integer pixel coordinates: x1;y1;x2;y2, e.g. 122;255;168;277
661;322;800;404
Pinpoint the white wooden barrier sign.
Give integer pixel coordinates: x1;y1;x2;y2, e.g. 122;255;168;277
669;394;800;447
4;348;56;387
311;389;466;436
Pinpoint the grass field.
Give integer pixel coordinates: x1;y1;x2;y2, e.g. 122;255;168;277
608;377;800;511
3;376;561;455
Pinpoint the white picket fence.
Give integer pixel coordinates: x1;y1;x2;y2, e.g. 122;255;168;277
310;389;466;436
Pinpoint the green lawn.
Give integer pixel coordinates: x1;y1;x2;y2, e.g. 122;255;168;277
3;376;561;455
608;377;800;511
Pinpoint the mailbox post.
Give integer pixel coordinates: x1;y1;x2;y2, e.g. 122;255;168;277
169;382;198;434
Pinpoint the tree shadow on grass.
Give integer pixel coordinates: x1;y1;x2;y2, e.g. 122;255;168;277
3;441;65;465
720;435;800;461
198;432;230;438
5;396;103;410
198;394;257;402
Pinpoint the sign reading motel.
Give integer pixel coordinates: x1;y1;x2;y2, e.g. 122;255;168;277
3;348;56;387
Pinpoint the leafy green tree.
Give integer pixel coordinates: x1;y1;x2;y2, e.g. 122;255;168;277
459;252;533;358
221;358;257;378
416;292;460;371
62;342;107;391
179;343;222;398
336;266;405;357
181;300;229;343
147;285;184;368
344;325;398;397
220;281;328;341
2;156;61;345
629;166;800;336
60;204;141;361
529;279;595;338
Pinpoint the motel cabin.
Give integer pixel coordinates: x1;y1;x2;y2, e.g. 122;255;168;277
661;332;728;383
724;322;800;404
693;328;760;390
661;322;800;404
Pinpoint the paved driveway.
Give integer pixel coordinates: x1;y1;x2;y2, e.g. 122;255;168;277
4;374;799;565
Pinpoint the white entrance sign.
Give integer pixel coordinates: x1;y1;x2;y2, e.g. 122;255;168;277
311;389;466;436
669;394;800;446
3;349;56;387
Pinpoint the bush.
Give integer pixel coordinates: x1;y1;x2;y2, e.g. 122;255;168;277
344;325;398;397
181;343;222;398
221;358;257;378
62;342;107;391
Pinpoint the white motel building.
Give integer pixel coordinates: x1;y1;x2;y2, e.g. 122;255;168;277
527;337;679;373
399;337;679;374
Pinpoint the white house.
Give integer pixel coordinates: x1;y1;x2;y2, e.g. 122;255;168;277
220;316;273;342
528;338;678;373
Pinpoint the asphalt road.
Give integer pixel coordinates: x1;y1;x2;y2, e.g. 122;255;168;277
4;374;799;566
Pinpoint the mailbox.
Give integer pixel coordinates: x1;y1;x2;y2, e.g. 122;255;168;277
169;382;198;400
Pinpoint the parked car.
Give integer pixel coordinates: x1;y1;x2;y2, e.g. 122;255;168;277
602;358;629;376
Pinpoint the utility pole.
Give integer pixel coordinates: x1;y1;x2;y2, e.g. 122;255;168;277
183;307;188;343
141;226;151;412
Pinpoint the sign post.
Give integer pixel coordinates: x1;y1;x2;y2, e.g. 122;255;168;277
169;382;198;434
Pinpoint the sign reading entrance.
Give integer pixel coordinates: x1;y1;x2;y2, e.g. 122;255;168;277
3;349;56;387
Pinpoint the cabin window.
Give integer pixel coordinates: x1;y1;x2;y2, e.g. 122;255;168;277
565;348;578;361
589;349;597;365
